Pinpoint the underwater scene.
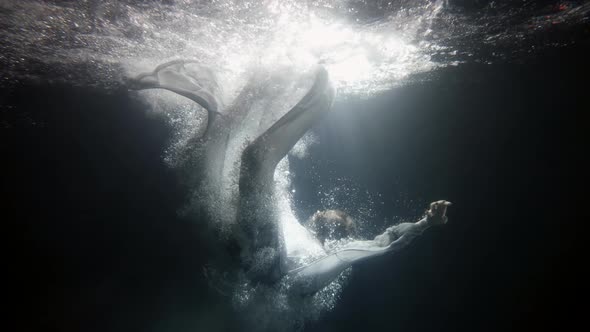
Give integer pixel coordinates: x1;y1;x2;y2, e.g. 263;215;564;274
3;1;588;331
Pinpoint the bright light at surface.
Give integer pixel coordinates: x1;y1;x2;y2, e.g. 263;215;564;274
290;18;374;84
326;53;373;85
270;14;434;94
1;0;441;97
298;20;356;50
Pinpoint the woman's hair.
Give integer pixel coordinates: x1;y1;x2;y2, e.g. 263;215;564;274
306;209;356;244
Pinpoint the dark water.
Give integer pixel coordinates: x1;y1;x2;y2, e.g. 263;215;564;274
4;41;588;332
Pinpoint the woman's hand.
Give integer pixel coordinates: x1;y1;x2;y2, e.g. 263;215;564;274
426;200;452;226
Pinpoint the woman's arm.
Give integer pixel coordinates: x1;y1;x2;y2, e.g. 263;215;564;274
289;200;451;295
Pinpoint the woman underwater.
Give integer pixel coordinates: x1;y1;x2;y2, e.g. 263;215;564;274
127;60;451;295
